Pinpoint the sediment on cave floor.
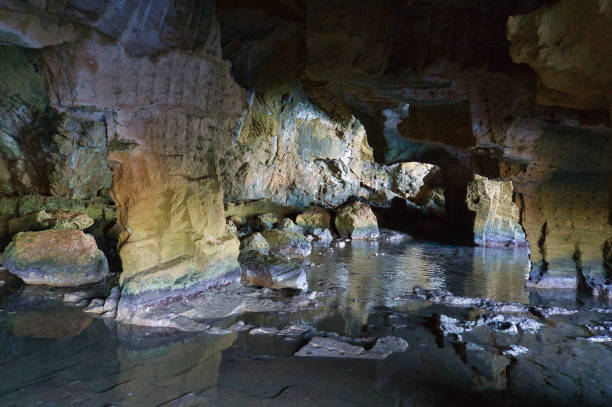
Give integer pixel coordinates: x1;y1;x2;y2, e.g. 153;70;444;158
0;1;611;406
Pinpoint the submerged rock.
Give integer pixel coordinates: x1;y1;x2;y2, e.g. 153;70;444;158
335;201;379;240
8;210;94;235
240;250;308;291
295;336;407;359
296;207;331;232
262;229;312;258
3;230;108;287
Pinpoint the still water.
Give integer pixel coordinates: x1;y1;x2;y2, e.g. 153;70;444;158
1;239;610;406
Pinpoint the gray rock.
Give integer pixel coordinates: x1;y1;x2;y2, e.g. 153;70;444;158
378;228;412;241
254;213;282;231
3;230;108;287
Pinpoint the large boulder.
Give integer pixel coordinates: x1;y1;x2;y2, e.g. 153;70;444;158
261;230;312;258
8;210;94;235
296;207;331;232
335;201;379;240
3;230;108;287
240;250;308;291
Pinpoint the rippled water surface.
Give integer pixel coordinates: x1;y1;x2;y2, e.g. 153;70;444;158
1;239;611;406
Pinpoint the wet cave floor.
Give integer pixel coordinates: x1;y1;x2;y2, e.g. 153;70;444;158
1;240;612;406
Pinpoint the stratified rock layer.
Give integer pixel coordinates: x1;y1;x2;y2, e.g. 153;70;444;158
3;230;108;286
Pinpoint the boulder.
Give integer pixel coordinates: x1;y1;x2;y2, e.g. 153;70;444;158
278;218;304;234
296;207;331;232
239;232;270;257
2;230;108;287
8;210;94;235
240;250;308;291
334;201;379;240
261;230;312;258
254;213;282;231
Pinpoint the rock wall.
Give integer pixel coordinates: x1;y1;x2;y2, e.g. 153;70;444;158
37;28;246;315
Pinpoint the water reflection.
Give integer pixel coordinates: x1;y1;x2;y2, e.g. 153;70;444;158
6;240;608;407
308;240;531;335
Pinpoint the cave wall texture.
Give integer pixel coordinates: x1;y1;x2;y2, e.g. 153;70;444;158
0;0;610;304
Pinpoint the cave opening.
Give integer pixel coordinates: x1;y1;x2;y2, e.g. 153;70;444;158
0;1;611;406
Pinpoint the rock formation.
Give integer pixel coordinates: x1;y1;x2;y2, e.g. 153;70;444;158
0;0;610;309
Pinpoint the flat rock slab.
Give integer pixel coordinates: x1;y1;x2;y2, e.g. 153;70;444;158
295;336;408;359
2;230;108;287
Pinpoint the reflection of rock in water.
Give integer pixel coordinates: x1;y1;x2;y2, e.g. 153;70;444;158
8;307;93;338
396;245;447;290
114;327;237;406
468;247;530;303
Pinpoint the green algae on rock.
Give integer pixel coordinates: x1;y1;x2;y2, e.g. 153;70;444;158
3;230;109;287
